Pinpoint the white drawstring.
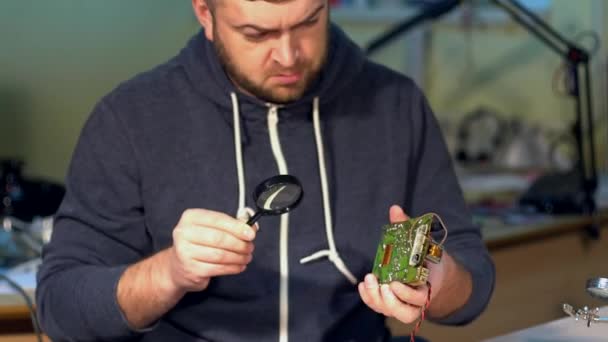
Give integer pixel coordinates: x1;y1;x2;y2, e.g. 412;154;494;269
231;92;254;222
299;97;358;285
266;104;290;342
230;94;357;342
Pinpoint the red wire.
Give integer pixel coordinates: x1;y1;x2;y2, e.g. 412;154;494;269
410;281;432;342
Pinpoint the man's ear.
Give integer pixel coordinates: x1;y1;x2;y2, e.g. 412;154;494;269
192;0;215;41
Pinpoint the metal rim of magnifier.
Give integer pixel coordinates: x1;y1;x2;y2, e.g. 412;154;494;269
586;278;608;300
253;174;303;215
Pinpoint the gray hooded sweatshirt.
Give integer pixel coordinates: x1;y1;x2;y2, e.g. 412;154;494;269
36;25;495;342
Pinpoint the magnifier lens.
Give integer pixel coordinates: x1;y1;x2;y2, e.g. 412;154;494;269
586;278;608;300
257;183;302;211
247;175;303;226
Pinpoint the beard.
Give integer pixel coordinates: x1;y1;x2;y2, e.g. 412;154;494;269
212;24;328;104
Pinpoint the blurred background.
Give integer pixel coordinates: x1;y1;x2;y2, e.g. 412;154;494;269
0;0;607;341
1;0;606;182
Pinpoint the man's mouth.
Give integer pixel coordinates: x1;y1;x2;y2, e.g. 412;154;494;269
270;72;302;85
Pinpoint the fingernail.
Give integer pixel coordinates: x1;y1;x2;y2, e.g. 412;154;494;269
243;229;255;239
365;274;377;288
381;284;393;298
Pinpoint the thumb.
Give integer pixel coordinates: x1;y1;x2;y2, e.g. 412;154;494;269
389;205;409;224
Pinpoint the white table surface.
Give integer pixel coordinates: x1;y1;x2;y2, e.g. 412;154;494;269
484;306;608;342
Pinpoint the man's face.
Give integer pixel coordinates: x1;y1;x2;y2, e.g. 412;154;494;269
194;0;329;104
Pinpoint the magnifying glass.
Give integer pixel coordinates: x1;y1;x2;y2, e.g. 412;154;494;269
587;278;608;300
246;175;303;226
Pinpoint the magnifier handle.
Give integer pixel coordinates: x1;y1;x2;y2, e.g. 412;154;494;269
246;212;263;226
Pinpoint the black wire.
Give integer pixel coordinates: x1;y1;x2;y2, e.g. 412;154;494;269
0;273;43;342
574;30;601;57
551;30;602;97
552;62;568;96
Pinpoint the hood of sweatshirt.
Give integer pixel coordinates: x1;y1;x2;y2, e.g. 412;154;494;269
175;22;367;281
175;23;369;341
179;24;365;120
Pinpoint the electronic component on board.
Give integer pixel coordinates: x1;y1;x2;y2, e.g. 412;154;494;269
372;213;448;286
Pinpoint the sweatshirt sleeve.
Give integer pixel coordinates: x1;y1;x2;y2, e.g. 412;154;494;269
402;82;496;325
36;100;154;341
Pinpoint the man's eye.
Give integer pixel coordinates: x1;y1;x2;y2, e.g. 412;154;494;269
244;31;269;41
304;18;319;26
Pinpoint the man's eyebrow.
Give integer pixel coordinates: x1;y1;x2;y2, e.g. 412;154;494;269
233;3;325;33
297;3;325;25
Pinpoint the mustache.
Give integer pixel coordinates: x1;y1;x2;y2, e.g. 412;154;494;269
267;62;308;76
269;68;303;76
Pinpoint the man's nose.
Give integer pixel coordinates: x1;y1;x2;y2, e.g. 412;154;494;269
272;34;299;68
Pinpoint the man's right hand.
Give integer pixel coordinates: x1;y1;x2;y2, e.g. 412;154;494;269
117;208;256;329
164;208;257;293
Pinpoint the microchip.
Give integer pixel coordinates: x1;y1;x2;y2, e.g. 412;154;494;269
372;213;444;286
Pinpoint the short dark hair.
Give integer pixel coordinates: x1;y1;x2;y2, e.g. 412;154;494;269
206;0;292;12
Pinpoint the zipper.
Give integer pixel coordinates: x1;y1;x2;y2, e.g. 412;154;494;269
267;105;290;342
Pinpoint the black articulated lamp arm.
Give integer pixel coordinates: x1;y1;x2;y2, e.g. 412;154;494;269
364;0;461;55
491;0;599;237
490;0;578;57
363;0;599;237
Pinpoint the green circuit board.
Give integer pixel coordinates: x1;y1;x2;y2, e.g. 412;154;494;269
372;213;442;286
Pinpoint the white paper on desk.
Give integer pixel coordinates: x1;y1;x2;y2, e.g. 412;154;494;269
484;306;608;342
0;259;39;294
0;272;36;294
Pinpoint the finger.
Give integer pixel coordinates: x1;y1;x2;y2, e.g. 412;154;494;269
389;205;409;224
390;282;429;307
357;282;386;316
177;225;255;255
358;282;386;315
186;243;253;265
180;209;256;241
380;284;421;324
236;211;260;231
358;282;374;309
362;274;388;315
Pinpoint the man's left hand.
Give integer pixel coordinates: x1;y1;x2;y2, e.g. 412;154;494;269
357;205;449;324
